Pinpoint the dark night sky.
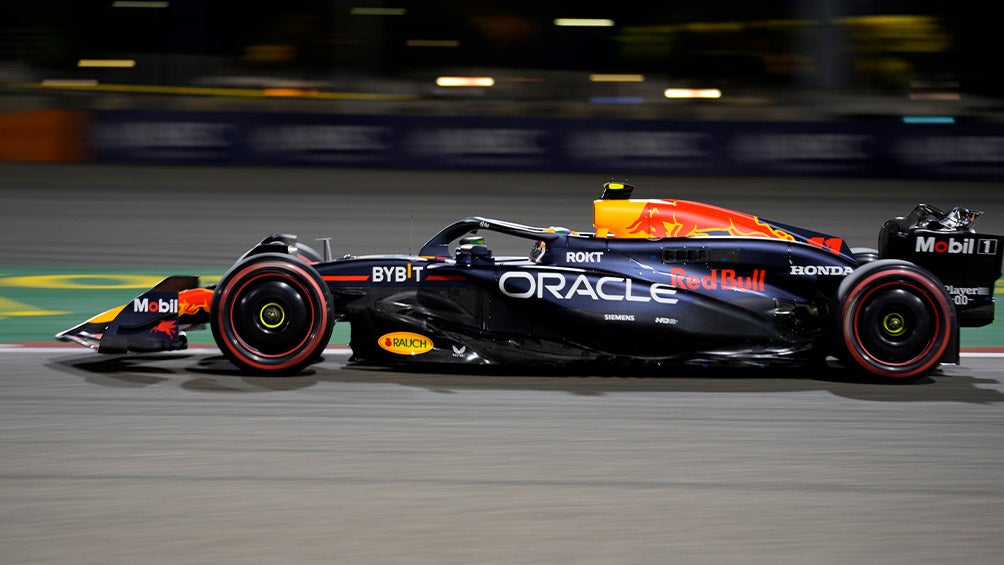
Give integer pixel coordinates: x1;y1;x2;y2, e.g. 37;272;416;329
1;1;995;95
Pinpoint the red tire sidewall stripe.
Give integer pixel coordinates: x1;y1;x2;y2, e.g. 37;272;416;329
841;269;951;378
216;261;329;371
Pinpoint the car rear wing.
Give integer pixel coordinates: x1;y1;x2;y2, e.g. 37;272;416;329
880;204;1003;327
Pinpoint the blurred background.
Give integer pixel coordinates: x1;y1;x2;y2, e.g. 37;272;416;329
0;0;999;177
2;9;1004;564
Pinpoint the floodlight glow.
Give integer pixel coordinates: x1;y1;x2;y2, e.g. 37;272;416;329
589;74;645;82
264;88;317;97
554;18;615;27
436;76;495;87
77;59;136;68
112;1;169;7
41;79;99;86
909;92;961;101
406;40;460;47
664;88;721;99
903;116;955;124
590;96;643;104
350;7;406;16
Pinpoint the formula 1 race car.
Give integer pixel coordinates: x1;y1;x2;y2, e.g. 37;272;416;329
57;182;1003;380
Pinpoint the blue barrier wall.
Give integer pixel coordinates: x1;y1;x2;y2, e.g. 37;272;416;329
91;110;1004;180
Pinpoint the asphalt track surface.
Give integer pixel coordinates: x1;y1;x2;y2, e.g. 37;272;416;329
3;164;1004;564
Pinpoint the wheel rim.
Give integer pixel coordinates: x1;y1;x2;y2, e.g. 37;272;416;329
881;312;906;336
852;283;938;367
229;275;315;357
259;302;286;329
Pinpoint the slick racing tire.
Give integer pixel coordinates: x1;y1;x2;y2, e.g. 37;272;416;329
211;253;334;375
836;260;953;380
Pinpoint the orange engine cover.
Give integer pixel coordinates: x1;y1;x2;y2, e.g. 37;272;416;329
593;199;795;240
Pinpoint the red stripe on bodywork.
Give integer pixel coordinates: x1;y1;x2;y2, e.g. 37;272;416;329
323;275;370;282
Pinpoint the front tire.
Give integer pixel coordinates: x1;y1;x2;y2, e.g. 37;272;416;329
211;253;333;375
836;260;954;380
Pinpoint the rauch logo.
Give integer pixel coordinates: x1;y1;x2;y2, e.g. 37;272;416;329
378;332;434;355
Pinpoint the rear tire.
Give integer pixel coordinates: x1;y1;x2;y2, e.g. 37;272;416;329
836;260;953;380
851;247;879;264
211;253;333;375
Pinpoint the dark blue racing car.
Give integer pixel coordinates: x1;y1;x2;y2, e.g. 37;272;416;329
58;182;1003;380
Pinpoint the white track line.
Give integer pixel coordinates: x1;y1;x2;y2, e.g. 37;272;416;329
1;345;1001;358
0;345;353;355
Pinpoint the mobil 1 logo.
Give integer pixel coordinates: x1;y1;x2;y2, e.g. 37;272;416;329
914;235;998;256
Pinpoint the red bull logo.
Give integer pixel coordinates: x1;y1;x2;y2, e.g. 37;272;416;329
668;268;766;292
594;199;794;241
150;319;177;339
179;288;214;316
